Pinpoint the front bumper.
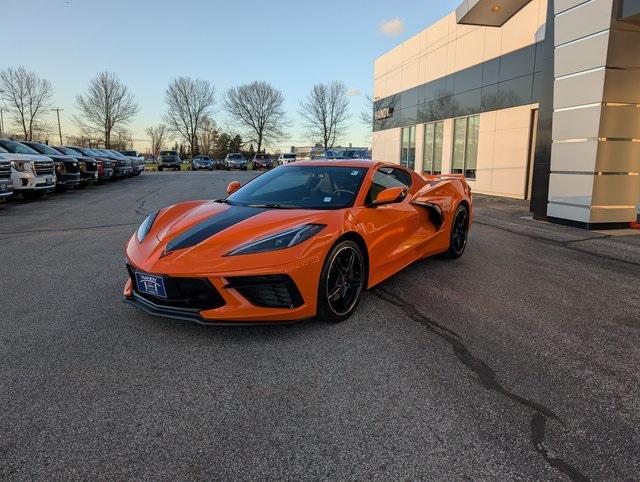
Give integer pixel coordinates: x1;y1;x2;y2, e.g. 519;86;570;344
98;167;114;179
57;172;81;187
123;291;303;326
0;180;13;198
115;167;133;177
123;255;324;324
80;171;98;184
11;171;55;191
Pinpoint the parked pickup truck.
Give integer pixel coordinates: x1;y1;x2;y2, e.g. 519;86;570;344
0;139;55;198
59;146;114;183
21;141;82;190
120;150;145;175
0;154;13;199
158;150;181;171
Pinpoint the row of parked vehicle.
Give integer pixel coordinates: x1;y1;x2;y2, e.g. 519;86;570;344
0;139;145;200
156;151;298;172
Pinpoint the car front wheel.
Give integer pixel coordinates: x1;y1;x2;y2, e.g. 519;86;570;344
317;240;366;323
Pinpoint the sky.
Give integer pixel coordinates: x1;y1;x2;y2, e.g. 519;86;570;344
3;0;459;152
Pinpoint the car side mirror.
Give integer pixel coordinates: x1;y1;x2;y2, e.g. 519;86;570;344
371;187;406;206
227;181;241;195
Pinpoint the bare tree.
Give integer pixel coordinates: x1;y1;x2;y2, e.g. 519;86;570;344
223;81;288;154
111;128;134;151
299;81;351;150
360;94;374;130
164;77;215;157
74;72;139;148
0;67;53;141
198;116;218;157
65;134;94;147
146;124;169;158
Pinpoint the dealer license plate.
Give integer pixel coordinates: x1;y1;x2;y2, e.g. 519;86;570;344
135;272;167;298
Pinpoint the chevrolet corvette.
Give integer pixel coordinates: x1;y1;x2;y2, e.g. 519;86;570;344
124;160;472;325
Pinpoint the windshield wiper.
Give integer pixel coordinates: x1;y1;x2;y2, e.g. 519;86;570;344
246;203;298;209
214;198;236;205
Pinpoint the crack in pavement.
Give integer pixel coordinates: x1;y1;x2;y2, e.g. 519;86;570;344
135;186;162;216
371;285;590;481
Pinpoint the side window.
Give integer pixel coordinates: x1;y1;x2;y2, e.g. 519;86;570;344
367;167;412;204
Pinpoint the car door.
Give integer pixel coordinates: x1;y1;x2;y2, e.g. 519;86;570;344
357;166;434;285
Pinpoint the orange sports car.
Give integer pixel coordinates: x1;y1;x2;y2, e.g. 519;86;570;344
124;160;472;325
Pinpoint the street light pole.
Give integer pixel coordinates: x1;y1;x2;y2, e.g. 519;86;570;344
51;108;63;145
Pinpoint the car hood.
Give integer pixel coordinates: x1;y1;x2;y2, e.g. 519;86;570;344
127;200;340;274
2;153;53;163
47;154;78;162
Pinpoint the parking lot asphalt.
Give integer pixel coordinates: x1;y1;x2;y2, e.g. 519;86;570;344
1;171;639;480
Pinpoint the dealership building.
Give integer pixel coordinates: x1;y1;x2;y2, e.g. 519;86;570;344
372;0;640;229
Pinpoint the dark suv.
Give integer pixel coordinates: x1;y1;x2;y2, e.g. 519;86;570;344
158;151;181;171
21;141;82;190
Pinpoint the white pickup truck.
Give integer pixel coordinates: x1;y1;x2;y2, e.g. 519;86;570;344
0;139;56;198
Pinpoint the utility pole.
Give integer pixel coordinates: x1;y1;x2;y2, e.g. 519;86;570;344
51;108;63;145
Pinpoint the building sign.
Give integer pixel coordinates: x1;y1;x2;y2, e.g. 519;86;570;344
375;107;394;120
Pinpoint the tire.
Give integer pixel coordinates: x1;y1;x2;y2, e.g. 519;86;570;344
444;204;469;259
316;240;366;323
158;166;163;172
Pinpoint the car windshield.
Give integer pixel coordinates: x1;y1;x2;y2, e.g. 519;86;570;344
226;166;368;210
283;154;295;159
0;140;39;155
0;146;7;153
121;151;137;156
26;143;60;156
160;151;177;156
109;150;128;159
229;154;243;160
55;146;76;156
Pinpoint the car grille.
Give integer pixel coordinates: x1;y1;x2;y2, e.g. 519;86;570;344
34;161;55;176
0;163;10;179
127;265;225;310
84;161;97;172
64;161;79;173
225;275;304;309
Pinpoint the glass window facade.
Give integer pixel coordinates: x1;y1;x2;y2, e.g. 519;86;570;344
451;115;479;179
373;43;541;133
423;121;443;174
400;126;416;170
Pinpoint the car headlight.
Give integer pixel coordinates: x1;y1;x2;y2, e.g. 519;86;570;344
136;211;159;242
226;224;326;256
10;161;30;172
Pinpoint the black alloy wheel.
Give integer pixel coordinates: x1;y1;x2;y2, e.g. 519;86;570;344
317;240;365;323
445;204;469;259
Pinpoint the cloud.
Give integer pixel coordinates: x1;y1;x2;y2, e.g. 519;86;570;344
347;88;362;97
379;18;405;38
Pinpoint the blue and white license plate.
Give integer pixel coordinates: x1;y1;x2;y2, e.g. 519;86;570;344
135;272;167;298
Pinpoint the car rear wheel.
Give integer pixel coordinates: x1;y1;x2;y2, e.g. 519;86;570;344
317;240;365;323
158;166;163;171
444;204;469;259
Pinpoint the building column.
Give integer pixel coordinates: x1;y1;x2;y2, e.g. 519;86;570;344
547;0;640;228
